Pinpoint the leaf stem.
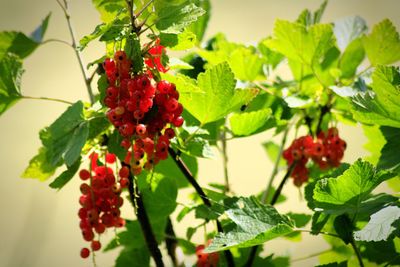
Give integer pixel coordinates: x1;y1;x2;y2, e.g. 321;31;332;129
295;228;339;238
41;38;72;48
126;0;140;34
350;238;364;267
168;147;235;267
124;163;165;267
21;95;73;105
291;249;331;262
261;126;290;203
57;0;95;104
221;123;230;193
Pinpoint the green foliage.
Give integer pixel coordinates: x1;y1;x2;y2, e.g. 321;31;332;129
91;0;125;23
267;20;335;67
0;53;23;116
155;2;205;34
354;206;400;242
155;153;197;188
205;197;294;252
39;101;89;167
352;66;400;127
313;159;395;215
262;141;285;167
377;127;400;174
186;0;210;43
230;109;272;136
362;19;400;65
21;147;58;181
0;13;50;59
48;159;81;189
170;62;258;124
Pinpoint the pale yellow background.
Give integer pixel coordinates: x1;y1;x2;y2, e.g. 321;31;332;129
0;0;399;267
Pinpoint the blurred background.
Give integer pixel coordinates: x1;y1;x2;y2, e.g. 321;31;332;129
0;0;399;266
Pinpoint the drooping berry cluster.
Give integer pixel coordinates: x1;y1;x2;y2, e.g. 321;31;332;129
103;50;184;175
78;152;126;259
196;244;219;267
283;127;346;186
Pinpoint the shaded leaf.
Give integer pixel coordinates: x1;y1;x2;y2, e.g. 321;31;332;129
21;147;57;181
49;159;81;189
91;0;125;23
378;127;400;174
0;53;23;116
230;109;272;136
205;196;294;252
354;206;400;242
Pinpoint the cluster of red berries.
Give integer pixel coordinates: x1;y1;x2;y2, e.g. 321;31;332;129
102;50;184;175
78;152;127;259
283;127;347;186
196;243;219;267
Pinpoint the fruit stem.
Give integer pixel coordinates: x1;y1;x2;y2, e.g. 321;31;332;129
56;0;95;104
168;147;236;267
165;217;178;267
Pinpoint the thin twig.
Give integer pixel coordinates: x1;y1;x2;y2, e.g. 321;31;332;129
221;123;230;193
168;147;235;267
57;0;95;104
261;126;290;203
22;95;73;105
350;238;364;267
165;217;178;267
135;0;155;18
124;162;165;267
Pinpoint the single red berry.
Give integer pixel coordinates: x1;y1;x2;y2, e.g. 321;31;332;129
80;247;90;258
136;124;147;135
105;153;116;164
91;240;101;251
79;169;90;180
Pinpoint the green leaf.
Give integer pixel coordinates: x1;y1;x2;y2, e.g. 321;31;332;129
362;124;385;165
177;63;258;124
204;196;294;252
258;38;284;69
0;53;23;116
267;20;335;67
334;16;367;52
159;30;197;50
0;13;50;59
155;2;206;34
230;109;272;136
49;159;81;189
186;0;210;43
91;0;125;23
155;152;197;188
354;206;400;242
362;19;400;65
228;47;264;81
115;247;150;267
39;101;88;167
333;215;353;244
378;127;400;174
338;38;365;79
79;17;125;50
352;66;400;128
104;220;145;251
315;262;348;267
286;213;311;228
139;174;178;220
21;147;58;181
313;159;395;215
361;239;400;265
262;141;285;167
124;33;143;73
